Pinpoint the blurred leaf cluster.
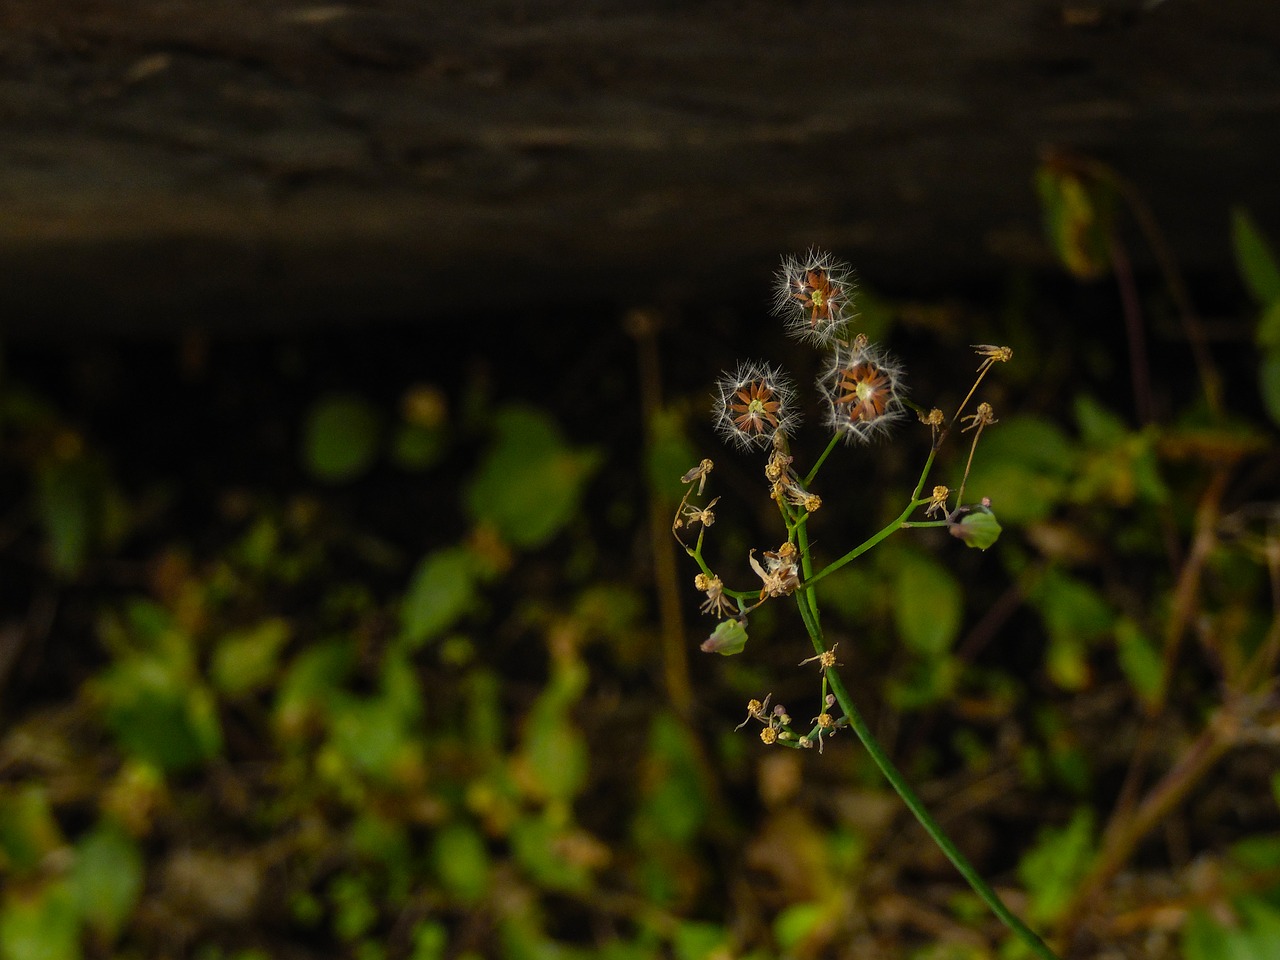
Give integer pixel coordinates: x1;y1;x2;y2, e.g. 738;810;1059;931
0;180;1279;960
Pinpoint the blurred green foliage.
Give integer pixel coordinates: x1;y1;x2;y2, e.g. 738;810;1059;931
1;190;1279;960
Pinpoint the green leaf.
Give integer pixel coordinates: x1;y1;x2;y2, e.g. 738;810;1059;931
0;786;63;875
34;456;113;577
672;921;727;960
466;406;600;549
1232;207;1280;305
646;407;700;503
329;696;415;780
210;618;292;695
633;712;708;846
773;902;829;952
510;815;593;893
96;658;223;772
960;416;1075;524
432;822;490;905
390;422;447;472
1036;162;1113;280
519;660;589;802
888;655;958;710
1017;807;1095;925
274;641;355;736
1114;617;1161;709
1228;833;1280;872
410;921;448;960
893;551;963;655
328;873;377;941
1071;401;1169;508
699;619;748;656
400;547;478;648
1033;570;1114;690
1074;394;1128;445
71;823;143;941
1257;301;1280;349
0;881;82;960
1185;897;1280;960
1045;633;1090;692
1181;910;1223;960
1036;571;1114;644
302;393;381;483
1260;349;1280;429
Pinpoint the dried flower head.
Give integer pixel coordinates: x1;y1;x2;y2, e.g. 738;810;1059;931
972;344;1013;374
799;643;839;670
714;361;799;451
680;458;714;495
926;485;950;518
961;402;998;433
765;448;793;483
819;340;906;444
696;574;735;617
735;694;772;731
773;249;857;345
809;711;838;753
749;546;800;599
772;476;821;514
676;495;719;530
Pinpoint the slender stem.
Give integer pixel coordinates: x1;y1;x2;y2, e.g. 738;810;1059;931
1054;151;1223;416
801;501;918;588
800;611;1060;959
1108;235;1155;427
787;441;1058;957
1059;704;1237;929
804;433;843;487
630;310;694;717
802;449;938;589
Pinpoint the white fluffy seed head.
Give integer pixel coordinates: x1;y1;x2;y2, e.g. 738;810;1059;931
713;360;801;451
772;249;858;347
817;340;907;444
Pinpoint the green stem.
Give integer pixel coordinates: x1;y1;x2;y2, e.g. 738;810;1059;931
800;613;1060;958
787;445;1058;957
804;433;843;487
802;449;939;589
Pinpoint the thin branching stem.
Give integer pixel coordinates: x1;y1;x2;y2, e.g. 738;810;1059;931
801;449;937;589
786;443;1059;957
804;433;843;487
795;592;1060;959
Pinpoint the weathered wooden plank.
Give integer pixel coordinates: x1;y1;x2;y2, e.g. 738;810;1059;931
2;0;1278;330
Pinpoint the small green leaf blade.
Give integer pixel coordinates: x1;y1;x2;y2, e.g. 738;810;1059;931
1114;617;1161;709
1231;207;1280;305
466;406;600;549
400;547;478;648
302;393;381;483
432;822;491;905
893;551;963;655
0;881;82;960
71;823;144;941
1017;806;1095;926
1035;162;1112;280
1260;349;1280;428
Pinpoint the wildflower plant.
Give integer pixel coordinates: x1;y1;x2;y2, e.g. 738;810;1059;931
676;252;1059;958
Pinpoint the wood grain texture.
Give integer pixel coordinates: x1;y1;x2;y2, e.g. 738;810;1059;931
2;0;1278;330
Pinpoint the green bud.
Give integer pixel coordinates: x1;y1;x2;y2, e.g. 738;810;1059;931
949;503;1002;550
700;619;748;656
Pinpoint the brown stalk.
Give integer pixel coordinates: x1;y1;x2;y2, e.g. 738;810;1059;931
626;307;694;719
